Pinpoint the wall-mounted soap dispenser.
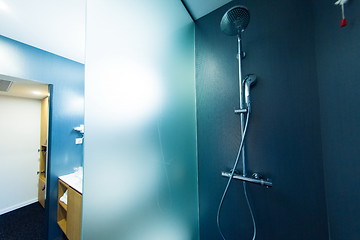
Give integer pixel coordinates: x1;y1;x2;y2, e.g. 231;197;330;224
74;124;84;144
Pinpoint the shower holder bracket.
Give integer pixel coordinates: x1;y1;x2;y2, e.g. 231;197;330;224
234;108;248;114
221;171;273;188
236;51;246;60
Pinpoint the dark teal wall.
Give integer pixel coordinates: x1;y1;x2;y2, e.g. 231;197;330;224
314;1;360;240
195;0;329;239
0;35;84;240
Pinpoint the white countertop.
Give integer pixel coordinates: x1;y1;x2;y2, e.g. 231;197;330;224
59;172;83;194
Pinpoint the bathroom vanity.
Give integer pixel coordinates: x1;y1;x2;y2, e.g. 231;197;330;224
57;173;83;240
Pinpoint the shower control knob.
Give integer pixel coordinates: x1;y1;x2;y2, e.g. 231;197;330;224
265;178;273;189
252;173;263;180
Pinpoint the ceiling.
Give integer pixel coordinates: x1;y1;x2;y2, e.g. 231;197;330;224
182;0;231;20
0;0;85;63
0;74;49;100
0;0;226;65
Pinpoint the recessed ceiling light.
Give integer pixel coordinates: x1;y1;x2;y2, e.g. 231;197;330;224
32;91;41;95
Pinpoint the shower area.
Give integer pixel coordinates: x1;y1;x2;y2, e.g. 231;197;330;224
83;0;360;240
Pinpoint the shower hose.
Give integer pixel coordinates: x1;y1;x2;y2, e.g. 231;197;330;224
216;112;257;240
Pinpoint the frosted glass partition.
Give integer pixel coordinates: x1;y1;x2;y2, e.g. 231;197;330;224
83;1;198;240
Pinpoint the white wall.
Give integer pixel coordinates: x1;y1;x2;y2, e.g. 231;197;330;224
0;95;41;214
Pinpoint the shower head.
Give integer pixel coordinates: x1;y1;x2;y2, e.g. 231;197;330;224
244;74;257;112
220;5;250;36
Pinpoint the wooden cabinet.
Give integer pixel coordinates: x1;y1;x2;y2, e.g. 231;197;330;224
38;97;49;208
38;175;46;207
38;145;47;208
57;179;82;240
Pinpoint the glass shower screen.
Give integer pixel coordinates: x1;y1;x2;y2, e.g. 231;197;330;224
83;0;198;239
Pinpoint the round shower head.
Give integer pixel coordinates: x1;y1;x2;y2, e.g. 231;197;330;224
220;5;250;36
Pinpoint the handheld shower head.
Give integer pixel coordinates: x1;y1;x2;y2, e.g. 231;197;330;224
244;74;257;112
220;6;250;36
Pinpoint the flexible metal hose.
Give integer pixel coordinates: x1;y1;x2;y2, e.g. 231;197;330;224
216;112;257;240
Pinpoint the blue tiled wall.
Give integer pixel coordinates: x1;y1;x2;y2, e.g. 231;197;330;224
195;0;329;239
